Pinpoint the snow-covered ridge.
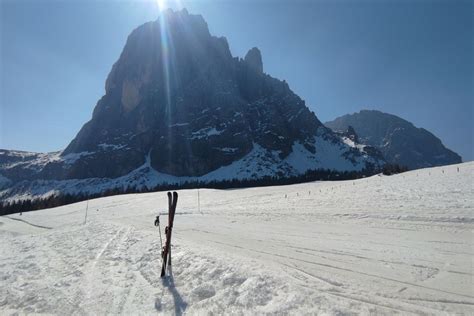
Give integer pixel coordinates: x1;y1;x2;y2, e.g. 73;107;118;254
0;143;133;173
0;150;59;171
0;150;97;171
0;132;382;203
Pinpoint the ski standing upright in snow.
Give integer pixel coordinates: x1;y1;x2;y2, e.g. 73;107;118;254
160;191;178;277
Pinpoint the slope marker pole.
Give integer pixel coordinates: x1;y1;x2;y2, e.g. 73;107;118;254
84;200;89;225
198;188;202;215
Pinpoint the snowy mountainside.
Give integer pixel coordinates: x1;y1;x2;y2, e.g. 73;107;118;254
0;9;385;198
325;110;462;169
0;127;382;203
1;162;472;314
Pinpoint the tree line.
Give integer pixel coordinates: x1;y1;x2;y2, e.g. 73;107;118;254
0;164;407;216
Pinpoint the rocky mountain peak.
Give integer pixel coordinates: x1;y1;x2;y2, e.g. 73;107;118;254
244;47;263;74
62;10;340;178
325;110;462;169
345;126;359;143
0;10;385;189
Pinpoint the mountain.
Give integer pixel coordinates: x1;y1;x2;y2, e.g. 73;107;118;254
325;110;462;170
0;9;383;202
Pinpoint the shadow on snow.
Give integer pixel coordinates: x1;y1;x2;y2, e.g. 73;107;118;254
155;269;187;316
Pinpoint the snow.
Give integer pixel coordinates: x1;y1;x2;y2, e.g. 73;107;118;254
0;150;38;160
206;128;222;136
60;151;95;165
0;151;59;171
0;135;383;202
97;143;127;151
312;136;367;170
341;136;366;151
288;108;304;122
202;135;381;182
0;150;95;171
169;123;190;128
190;127;223;139
285;135;377;174
1;125;385;202
202;143;283;181
1;162;473;314
213;147;239;153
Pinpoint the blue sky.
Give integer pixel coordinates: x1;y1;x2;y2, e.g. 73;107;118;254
1;0;472;160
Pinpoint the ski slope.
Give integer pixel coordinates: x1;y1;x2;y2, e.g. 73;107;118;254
1;162;473;315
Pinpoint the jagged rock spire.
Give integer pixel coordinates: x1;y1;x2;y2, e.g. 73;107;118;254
244;47;263;74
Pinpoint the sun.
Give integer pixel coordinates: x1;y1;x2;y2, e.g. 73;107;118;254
155;0;166;10
155;0;183;11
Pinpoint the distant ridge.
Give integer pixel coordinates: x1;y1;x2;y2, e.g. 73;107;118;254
325;110;462;170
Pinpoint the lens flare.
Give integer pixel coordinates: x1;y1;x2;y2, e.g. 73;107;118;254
156;0;166;10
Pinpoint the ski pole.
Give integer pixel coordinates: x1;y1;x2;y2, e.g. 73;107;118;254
154;215;163;249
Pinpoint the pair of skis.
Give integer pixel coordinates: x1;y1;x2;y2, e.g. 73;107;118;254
160;191;178;277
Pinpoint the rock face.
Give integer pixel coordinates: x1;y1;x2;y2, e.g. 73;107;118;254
61;9;330;178
0;9;384;200
342;126;359;143
244;47;263;74
325;110;462;170
55;9;381;180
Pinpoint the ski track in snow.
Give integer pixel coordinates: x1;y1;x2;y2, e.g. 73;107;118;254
0;162;473;315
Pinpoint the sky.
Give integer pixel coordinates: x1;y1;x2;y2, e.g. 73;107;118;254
1;0;472;161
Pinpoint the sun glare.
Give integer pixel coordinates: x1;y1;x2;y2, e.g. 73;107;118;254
155;0;183;12
156;0;166;10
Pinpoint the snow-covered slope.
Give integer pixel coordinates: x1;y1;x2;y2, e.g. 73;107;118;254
1;162;472;314
0;129;383;203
